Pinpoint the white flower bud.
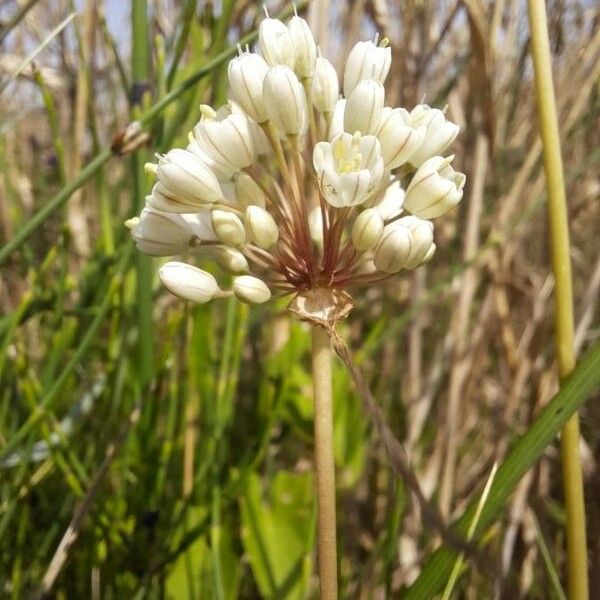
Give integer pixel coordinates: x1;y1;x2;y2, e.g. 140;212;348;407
404;155;465;219
235;172;266;209
408;105;460;166
373;223;412;273
343;39;391;96
259;18;296;69
131;206;193;256
159;261;219;303
227;52;269;123
211;209;246;246
187;136;237;182
210;246;249;274
263;66;308;135
233;275;271;304
377;107;427;169
397;216;435;269
311;57;339;114
193;105;256;171
313;132;384;207
149;149;223;212
351;208;384;251
244;205;279;248
328;98;346;140
344;79;384;135
370;179;404;220
288;16;317;78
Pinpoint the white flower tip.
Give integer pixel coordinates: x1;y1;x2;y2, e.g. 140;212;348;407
233;275;271;304
159;262;219;304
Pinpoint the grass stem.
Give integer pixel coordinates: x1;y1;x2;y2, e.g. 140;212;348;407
527;1;588;597
311;326;337;599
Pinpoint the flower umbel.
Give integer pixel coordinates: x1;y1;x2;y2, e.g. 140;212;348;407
129;14;465;307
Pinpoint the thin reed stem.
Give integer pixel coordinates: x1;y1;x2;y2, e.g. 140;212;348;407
132;0;153;385
527;1;588;598
311;326;338;600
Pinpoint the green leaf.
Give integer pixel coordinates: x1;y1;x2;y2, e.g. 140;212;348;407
403;339;600;599
240;471;314;599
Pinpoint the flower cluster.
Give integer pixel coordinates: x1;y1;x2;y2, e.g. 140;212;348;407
128;9;465;307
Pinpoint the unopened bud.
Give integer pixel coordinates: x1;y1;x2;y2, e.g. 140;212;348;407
263;66;308;135
193;105;256;171
212;209;246;246
351;208;384;251
311;57;339;114
373;223;412;273
159;261;219;303
228;52;269;123
377;107;427;169
259;18;296;69
148;149;223;212
244;205;279;248
344;79;384;135
210;247;249;274
343;39;392;96
233;275;271;304
404;155;465;219
408;105;460;167
288;15;317;78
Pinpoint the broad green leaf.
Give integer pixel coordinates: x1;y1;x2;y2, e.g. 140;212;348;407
403;339;600;599
240;471;314;599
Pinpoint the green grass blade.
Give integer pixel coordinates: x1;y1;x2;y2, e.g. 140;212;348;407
403;338;600;599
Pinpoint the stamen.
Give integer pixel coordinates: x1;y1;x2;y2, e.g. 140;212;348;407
144;162;158;175
293;3;298;16
199;104;217;119
236;43;243;56
380;36;390;48
263;4;269;18
373;32;380;45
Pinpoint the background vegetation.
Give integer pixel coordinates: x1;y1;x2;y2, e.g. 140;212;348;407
1;0;599;597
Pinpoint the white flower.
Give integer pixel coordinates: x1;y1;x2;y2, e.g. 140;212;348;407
130;207;193;256
328;98;346;140
404;155;465;219
368;179;405;220
187;136;237;182
343;39;391;96
212;209;246;246
227;52;269;123
259;18;296;69
311;57;339;114
233;275;271;304
377;107;426;169
149;149;223;211
408;105;460;166
351;208;384;251
159;262;219;303
263;66;308;135
373;217;434;272
313;132;385;207
193;104;256;171
308;205;324;246
210;246;249;274
244;205;279;248
288;15;317;79
344;79;385;135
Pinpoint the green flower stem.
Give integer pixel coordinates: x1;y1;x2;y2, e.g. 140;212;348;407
131;0;153;385
311;326;338;600
527;1;588;598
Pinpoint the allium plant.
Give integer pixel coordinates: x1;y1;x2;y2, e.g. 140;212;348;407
128;8;464;599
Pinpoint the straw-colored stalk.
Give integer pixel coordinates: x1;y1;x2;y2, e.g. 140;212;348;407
527;1;588;598
311;325;338;600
